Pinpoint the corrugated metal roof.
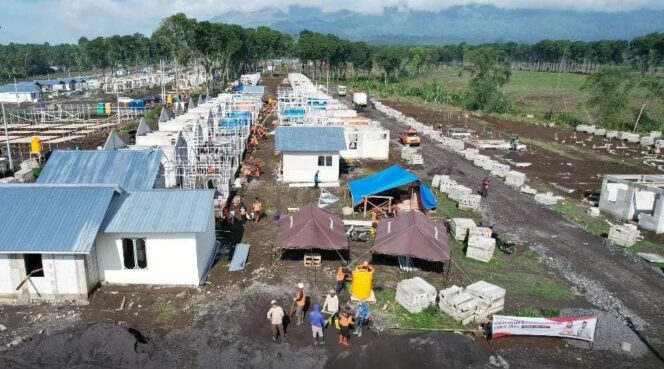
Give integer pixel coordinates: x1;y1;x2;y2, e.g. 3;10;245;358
275;126;346;152
0;185;118;254
37;149;162;190
102;190;215;233
0;82;40;93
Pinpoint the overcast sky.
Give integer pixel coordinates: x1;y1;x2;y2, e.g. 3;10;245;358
1;0;663;44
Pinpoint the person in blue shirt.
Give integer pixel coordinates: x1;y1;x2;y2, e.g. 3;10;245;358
309;304;326;345
354;302;370;337
314;170;320;188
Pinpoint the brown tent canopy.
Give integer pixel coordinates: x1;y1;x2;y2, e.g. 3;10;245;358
275;203;349;250
371;211;450;262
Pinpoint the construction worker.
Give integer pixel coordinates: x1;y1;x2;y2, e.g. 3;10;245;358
390;202;399;218
338;309;353;346
251;197;263;223
294;283;306;325
357;261;374;273
309;304;326;345
239;205;248;224
480;177;491;198
267;300;286;342
335;264;346;294
354;302;370;337
314;170;320;188
322;289;340;325
371;206;381;229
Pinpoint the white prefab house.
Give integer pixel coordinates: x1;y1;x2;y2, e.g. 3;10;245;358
0;184;216;302
0;82;41;103
275;126;347;186
340;124;390;160
96;190;216;285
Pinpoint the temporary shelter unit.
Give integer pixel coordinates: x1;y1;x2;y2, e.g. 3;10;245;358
0;185;217;301
0;82;41;103
371;211;450;265
599;174;664;234
275;126;346;186
37;149;163;190
132;131;187;188
275;204;349;252
347;165;438;215
340;124;390;160
96;189;217;285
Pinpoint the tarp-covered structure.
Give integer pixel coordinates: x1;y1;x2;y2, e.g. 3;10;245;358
275;203;348;250
347;165;437;210
372;211;449;262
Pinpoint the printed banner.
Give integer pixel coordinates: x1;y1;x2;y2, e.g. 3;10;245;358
492;315;597;342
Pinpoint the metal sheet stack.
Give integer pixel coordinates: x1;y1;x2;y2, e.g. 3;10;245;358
395;277;437;314
438;281;506;325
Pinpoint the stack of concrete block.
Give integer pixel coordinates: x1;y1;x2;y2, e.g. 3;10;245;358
594;129;607;136
395;277;437;314
608;223;640;247
606;131;619;139
466;235;496;262
438;281;506;325
480;159;495;171
490;163;511;178
19;159;39;171
14;168;35;183
576;124;596;133
462;148;479;161
619;132;640;143
450;218;476;241
534;192;559;205
448;185;473;202
656;140;664;152
401;146;416;160
649;131;662;138
587;207;600;217
640;136;655;146
505;171;526;187
448;139;465;152
432;175;443;188
439;176;457;193
466;281;506;318
519;185;538;195
458;194;482;211
472;155;491;168
468;227;492;238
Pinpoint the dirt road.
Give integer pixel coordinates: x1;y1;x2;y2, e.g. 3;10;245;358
357;100;664;357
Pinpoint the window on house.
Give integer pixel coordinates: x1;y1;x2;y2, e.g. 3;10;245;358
318;155;333;167
122;238;148;269
24;254;44;277
381;133;388;140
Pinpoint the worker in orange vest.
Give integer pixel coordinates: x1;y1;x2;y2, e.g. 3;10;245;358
338;309;353;346
293;283;306;325
356;261;374;273
335;264;346;294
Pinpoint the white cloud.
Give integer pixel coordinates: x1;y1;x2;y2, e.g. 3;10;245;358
1;0;663;43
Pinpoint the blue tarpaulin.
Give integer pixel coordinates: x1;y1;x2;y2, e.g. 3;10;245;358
347;165;438;210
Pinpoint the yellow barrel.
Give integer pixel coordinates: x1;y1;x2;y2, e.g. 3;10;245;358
104;102;111;115
166;94;173;105
351;269;373;300
30;136;42;154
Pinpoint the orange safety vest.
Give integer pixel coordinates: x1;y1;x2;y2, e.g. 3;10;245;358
336;266;345;281
295;290;305;307
339;314;351;327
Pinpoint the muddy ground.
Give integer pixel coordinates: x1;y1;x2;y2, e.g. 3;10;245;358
382;100;661;196
1;77;663;368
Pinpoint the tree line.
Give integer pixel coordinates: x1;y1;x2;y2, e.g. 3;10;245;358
1;12;662;83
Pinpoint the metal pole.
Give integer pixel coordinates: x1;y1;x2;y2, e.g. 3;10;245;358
2;101;13;171
117;91;121;125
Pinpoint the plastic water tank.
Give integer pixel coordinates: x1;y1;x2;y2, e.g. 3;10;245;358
351;269;373;300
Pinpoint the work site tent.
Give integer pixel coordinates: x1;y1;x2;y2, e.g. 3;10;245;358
275;203;348;251
372;211;449;263
347;164;438;210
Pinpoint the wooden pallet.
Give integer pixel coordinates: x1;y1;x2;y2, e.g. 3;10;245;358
304;254;321;267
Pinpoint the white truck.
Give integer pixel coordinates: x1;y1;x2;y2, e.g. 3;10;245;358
337;85;347;97
352;91;367;109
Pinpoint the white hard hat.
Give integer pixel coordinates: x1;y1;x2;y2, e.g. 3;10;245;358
271;300;277;305
297;283;304;289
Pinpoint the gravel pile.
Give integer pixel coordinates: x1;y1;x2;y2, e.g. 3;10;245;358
561;308;648;358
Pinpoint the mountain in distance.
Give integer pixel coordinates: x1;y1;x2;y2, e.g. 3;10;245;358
212;4;664;44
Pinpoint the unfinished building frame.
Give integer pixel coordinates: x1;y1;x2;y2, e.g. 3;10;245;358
599;174;664;233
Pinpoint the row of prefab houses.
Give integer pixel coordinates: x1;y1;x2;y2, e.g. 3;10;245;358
0;149;217;301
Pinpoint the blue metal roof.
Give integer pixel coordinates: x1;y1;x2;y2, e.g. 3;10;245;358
275;126;346;152
0;82;40;93
101;190;215;233
0;185;118;254
38;149;162;190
